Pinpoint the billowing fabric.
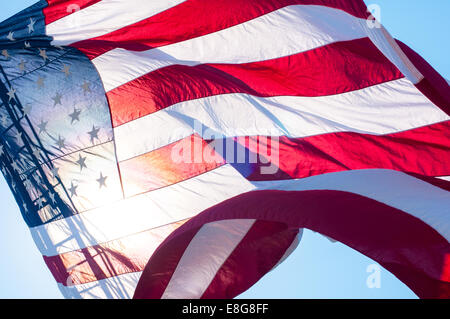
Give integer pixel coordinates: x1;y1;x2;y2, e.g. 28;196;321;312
0;0;449;299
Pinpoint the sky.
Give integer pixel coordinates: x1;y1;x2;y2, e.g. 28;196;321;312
0;0;449;299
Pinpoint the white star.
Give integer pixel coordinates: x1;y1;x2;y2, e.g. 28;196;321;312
0;144;4;156
24;178;33;190
24;41;31;48
23;103;32;116
27;18;36;34
50;166;59;179
6;87;16;101
7;31;15;42
88;125;100;143
69;108;81;124
37;119;48;134
52;92;62;106
0;114;8;126
62;64;71;77
11;160;20;172
82;81;91;93
38;48;48;62
18;60;27;72
36;76;45;89
96;172;108;188
48;191;56;204
34;174;43;185
36;196;45;209
22;202;28;212
68;182;78;197
1;166;7;176
55;135;66;149
32;147;41;159
76;154;87;171
19;156;27;166
14;131;22;142
1;49;9;59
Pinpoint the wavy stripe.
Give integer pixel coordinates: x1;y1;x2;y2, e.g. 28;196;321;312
136;189;450;299
58;271;142;299
201;225;301;299
119;134;224;198
117;121;449;199
161;219;256;298
48;170;450;290
46;0;187;45
113;78;449;162
33;168;450;258
43;0;102;25
107;37;403;127
162;220;298;298
48;219;297;287
92;5;373;92
252;170;450;242
39;169;450;287
231;121;450;181
44;220;187;286
31;165;254;256
72;0;370;59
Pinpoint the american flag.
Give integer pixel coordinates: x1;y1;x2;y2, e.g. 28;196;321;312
0;0;449;299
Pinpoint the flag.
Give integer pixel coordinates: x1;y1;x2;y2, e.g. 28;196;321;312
0;0;449;299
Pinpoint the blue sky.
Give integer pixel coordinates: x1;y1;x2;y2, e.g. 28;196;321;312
0;1;448;299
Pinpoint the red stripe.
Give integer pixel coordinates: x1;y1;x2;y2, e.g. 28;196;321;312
133;226;202;299
395;40;450;116
119;121;448;199
119;134;224;197
201;221;299;299
44;0;102;25
234;121;450;181
72;0;370;59
107;38;402;127
44;220;187;286
134;190;450;299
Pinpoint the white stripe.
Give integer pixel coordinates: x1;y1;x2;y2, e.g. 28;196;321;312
114;78;449;161
93;5;371;92
58;271;142;299
47;0;186;45
163;225;303;299
437;176;450;182
31;165;254;256
32;167;450;256
161;219;256;299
